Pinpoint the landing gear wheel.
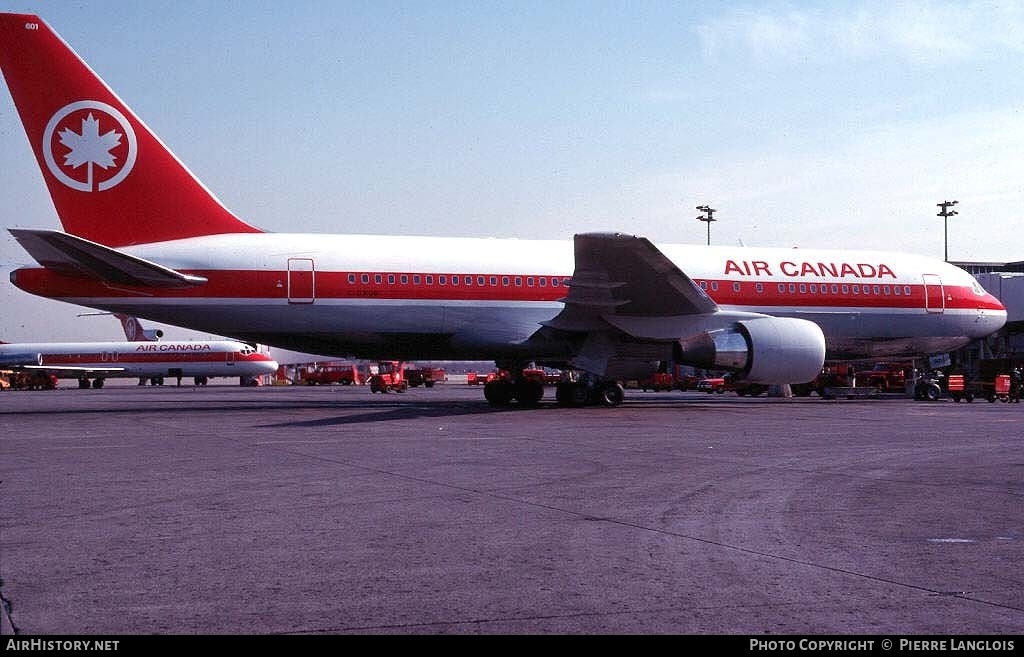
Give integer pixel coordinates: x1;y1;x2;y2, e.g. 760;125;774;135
598;382;625;407
555;381;590;407
484;379;514;406
515;380;544;407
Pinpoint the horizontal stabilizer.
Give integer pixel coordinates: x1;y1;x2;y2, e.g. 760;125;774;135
9;229;207;288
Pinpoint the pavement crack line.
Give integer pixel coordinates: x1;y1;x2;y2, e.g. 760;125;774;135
240;439;1024;617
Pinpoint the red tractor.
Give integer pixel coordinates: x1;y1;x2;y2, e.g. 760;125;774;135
858;362;914;392
369;361;408;393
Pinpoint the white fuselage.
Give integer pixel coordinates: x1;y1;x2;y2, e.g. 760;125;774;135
0;339;279;380
12;233;1007;363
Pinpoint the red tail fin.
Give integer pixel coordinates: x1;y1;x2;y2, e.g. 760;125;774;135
0;14;262;247
113;313;162;341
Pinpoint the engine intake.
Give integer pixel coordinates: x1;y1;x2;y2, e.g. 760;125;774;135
674;317;825;384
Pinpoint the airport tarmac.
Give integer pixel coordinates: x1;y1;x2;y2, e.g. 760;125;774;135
1;384;1022;635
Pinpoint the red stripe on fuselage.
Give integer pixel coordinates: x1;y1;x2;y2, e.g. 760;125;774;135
39;352;271;365
9;267;1004;312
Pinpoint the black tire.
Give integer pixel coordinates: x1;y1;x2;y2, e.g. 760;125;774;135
515;380;544;407
484;380;514;406
555;381;592;407
925;384;940;401
598;382;625;407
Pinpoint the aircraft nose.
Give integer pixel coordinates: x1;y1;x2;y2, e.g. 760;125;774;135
976;294;1008;336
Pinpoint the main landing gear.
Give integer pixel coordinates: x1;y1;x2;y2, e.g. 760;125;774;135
554;377;624;408
483;376;545;408
482;368;626;408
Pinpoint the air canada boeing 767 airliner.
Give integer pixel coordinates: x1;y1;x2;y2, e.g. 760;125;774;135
0;14;1007;407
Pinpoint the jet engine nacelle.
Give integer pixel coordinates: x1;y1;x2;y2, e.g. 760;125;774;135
0;352;43;367
144;328;164;341
674;317;825;384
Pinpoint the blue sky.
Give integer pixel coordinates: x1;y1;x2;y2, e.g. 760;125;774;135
2;1;1024;341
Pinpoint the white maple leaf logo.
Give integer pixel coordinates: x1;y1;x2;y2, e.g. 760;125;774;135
57;113;123;188
44;101;138;192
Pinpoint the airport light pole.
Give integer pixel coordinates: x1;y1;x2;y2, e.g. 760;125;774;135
696;205;716;246
937;200;958;262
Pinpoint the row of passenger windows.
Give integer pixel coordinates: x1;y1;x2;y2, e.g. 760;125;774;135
346;273;571;288
697;280;914;296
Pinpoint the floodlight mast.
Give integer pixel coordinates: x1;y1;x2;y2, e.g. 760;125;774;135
696;205;716;246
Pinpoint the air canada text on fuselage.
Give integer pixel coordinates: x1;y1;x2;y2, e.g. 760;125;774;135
724;259;897;279
135;343;214;352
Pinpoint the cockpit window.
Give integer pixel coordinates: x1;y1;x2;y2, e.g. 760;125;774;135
971;281;987;296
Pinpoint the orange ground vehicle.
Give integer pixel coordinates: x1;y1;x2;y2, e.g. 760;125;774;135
8;371;58;390
639;372;674;392
992;374;1012;403
639;363;700;392
946;374;975;403
696;377;726;394
859;362;914;392
303;363;362;386
405;366;446;388
467;371;498;386
976;358;1024;402
369;361;408;393
791;364;856;397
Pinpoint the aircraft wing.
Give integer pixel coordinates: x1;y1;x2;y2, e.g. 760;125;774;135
543;232;718;333
9;229;208;288
534;233;722;378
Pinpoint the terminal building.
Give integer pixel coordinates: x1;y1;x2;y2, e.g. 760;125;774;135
950;261;1024;374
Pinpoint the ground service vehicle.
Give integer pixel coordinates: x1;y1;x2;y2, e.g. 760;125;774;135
859;362;914;392
369;361;408;393
976;359;1023;402
303;363;361;386
467;371;498;386
405;366;446;388
913;371;945;401
946;374;976;403
730;381;769;396
991;374;1012;403
639;372;675;392
791;364;857;397
697;378;727;394
8;371;58;390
